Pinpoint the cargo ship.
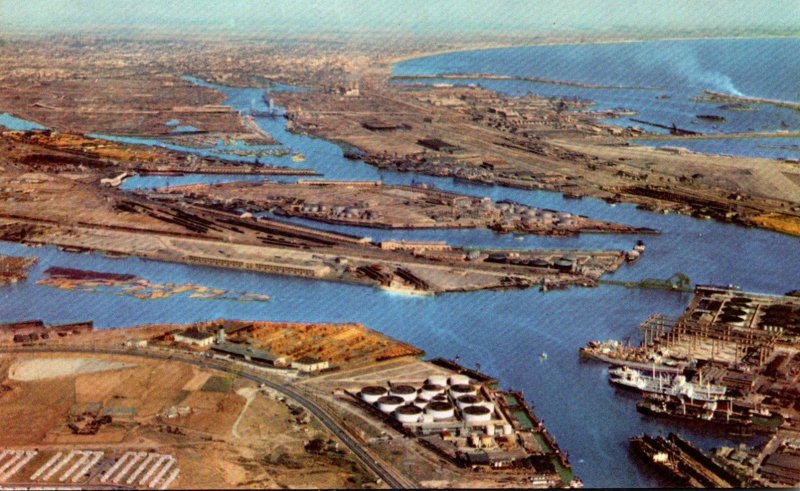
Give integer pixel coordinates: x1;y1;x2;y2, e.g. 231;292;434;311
579;340;685;373
636;393;751;427
609;366;727;402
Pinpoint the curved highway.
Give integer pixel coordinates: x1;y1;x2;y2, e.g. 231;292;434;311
0;346;409;489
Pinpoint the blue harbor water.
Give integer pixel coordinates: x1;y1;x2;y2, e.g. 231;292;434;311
0;112;47;131
393;38;800;160
2;39;800;487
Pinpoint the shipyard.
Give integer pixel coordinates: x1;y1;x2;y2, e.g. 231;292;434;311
1;3;800;489
581;285;800;486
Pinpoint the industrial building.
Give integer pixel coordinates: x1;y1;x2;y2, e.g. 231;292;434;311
173;330;214;347
210;342;287;366
352;372;566;480
291;356;330;373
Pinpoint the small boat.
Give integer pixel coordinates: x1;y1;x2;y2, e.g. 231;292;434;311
696;114;726;122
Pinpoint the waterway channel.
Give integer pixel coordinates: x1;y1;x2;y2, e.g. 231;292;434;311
2;43;800;487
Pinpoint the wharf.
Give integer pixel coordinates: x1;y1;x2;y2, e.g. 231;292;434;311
136;166;319;176
629;118;700;136
630;433;744;488
630;131;800;141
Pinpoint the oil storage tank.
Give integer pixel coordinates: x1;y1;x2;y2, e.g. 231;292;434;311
450;383;478;398
448;374;470;386
462;405;493;423
456;394;482;410
426;375;448;386
389;385;417;403
426;401;455;420
360;386;388;404
419;383;446;400
413;397;430;409
377;395;404;413
395;404;424;423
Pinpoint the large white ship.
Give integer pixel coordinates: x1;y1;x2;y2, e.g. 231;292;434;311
608;366;727;402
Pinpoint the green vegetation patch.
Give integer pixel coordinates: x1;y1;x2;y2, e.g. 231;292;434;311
201;375;234;393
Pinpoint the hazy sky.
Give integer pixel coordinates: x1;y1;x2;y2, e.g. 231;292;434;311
2;0;799;36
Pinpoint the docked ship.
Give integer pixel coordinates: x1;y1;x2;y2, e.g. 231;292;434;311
580;340;684;374
250;93;280;118
609;366;727;402
637;393;751;427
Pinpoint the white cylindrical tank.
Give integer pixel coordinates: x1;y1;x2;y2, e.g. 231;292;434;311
426;401;455;420
448;374;470;386
503;424;513;435
360;386;388;404
426;375;448;386
450;384;478;398
421;413;435;424
420;383;446;400
377;395;404;413
389;385;417;403
413;397;429;409
462;405;492;423
455;394;483;410
431;394;449;403
486;424;496;436
395;405;423;423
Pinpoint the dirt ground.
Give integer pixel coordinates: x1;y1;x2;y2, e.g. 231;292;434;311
0;352;377;489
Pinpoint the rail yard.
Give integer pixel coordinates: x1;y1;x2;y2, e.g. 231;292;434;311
0;26;798;490
156;179;656;236
0;130;639;294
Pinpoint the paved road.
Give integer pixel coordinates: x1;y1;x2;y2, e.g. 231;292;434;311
0;346;409;489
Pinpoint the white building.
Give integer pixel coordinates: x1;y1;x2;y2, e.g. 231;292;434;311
125;338;148;348
174;330;214;347
291;356;330;373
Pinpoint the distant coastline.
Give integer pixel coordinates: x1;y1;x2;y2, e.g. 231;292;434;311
385;34;800;69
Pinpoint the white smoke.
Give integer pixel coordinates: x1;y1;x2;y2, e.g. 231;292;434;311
673;53;744;97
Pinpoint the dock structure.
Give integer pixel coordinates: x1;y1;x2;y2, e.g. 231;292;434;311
637;285;795;364
630;433;743;488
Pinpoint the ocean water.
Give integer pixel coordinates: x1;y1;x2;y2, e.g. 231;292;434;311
1;39;800;487
393;38;800;160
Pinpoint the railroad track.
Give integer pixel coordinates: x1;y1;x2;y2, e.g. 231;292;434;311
0;346;411;489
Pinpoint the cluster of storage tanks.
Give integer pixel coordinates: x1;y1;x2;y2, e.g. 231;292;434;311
359;374;497;424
